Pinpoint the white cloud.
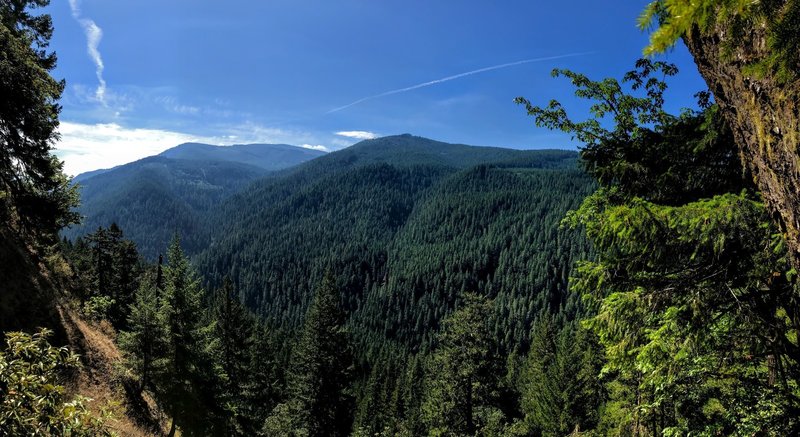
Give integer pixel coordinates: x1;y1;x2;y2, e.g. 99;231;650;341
68;0;107;103
335;131;378;140
299;144;329;152
55;122;212;176
54;121;323;176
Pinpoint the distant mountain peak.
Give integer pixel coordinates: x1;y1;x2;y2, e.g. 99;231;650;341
159;142;326;162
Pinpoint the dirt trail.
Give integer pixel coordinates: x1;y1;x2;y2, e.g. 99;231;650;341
58;304;169;436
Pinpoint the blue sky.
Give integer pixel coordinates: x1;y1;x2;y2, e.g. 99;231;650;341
47;0;708;175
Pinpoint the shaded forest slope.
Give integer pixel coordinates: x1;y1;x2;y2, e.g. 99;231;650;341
0;227;167;435
198;134;592;353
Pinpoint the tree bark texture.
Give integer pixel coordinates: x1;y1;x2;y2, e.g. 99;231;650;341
683;19;800;270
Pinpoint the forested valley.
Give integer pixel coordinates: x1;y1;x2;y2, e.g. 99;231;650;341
3;0;800;436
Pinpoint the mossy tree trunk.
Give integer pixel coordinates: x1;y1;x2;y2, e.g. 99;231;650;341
683;23;800;269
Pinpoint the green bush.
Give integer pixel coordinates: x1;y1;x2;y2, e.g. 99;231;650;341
0;328;109;435
82;295;116;322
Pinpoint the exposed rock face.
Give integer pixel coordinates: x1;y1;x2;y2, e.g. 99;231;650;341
683;20;800;269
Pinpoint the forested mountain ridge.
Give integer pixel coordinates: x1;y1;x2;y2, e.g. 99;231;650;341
207;134;579;237
7;0;800;434
158;142;326;171
312;133;575;169
65;143;325;257
73;142;325;182
198;134;591;353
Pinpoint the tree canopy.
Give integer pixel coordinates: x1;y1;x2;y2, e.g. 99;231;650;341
0;0;78;240
519;58;800;434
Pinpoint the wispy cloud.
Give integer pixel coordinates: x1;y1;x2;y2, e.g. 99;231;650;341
327;52;595;114
335;130;378;140
68;0;106;103
155;96;201;115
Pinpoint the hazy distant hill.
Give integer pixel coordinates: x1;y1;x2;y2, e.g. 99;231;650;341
72;142;326;183
158;142;325;170
65;143;326;257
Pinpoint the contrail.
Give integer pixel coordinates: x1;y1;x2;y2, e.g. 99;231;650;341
327;52;595;114
68;0;107;104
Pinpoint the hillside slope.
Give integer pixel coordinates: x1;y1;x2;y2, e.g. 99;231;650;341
0;227;167;436
158;142;325;170
65;157;269;257
197;135;590;351
66;143;326;258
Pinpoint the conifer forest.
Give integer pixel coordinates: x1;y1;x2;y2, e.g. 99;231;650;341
3;1;800;435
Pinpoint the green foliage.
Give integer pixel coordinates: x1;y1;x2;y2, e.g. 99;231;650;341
569;189;800;434
516;59;744;205
114;238;284;436
275;273;355;437
198;146;591;354
519;318;604;435
81;295;115;322
524;59;800;433
0;0;79;239
157;236;222;436
64;224;142;328
640;0;800;81
240;325;282;436
118;278;168;395
421;293;504;436
210;277;276;436
0;329;109;435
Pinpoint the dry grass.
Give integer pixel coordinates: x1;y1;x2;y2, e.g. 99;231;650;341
1;224;171;436
57;303;171;436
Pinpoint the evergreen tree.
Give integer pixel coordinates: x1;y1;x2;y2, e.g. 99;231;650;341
0;0;79;240
520;315;559;433
520;319;604;435
240;324;281;436
421;293;504;435
268;272;354;437
159;236;220;436
83;224;142;327
211;277;256;436
106;223;140;327
118;277;168;396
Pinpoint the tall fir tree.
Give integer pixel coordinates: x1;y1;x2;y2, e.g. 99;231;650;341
159;236;220;437
421;293;504;435
0;0;79;240
240;324;282;436
266;272;354;437
118;277;168;395
211;277;255;436
520;318;604;435
520;315;559;433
